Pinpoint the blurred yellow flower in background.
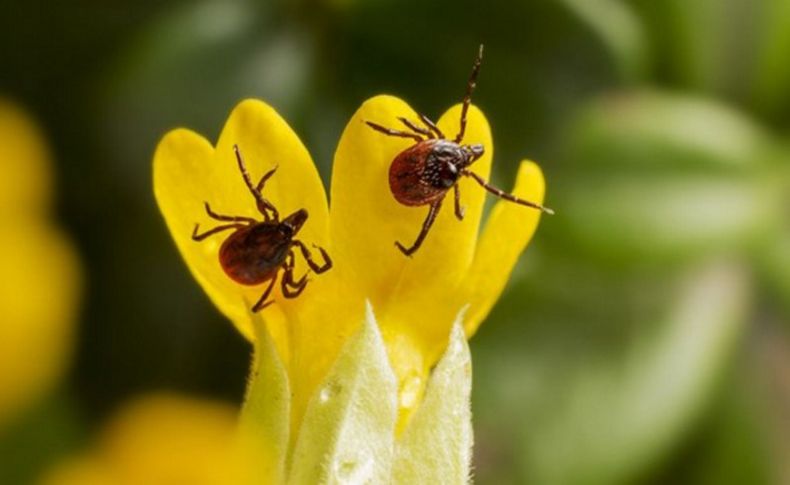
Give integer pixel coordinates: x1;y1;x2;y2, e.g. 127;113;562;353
153;96;546;482
42;394;259;485
0;100;81;430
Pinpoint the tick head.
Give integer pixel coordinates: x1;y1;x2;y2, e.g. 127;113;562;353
281;208;308;237
464;143;485;163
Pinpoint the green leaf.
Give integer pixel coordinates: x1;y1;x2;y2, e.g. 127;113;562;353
551;90;777;264
564;90;768;174
557;0;649;82
287;303;397;485
517;260;749;484
238;312;290;484
554;175;775;264
761;226;790;317
393;322;473;485
752;0;790;116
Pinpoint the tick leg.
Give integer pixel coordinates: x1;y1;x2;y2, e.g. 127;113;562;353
364;121;423;142
396;199;443;257
233;144;280;221
454;45;484;144
191;223;244;241
419;114;445;139
292;240;332;273
281;251;308;298
255;166;280;222
453;184;465;220
281;260;307;298
203;202;257;224
252;277;277;312
256;165;278;192
398;117;433;138
254;166;280;222
282;272;307;298
462;169;554;214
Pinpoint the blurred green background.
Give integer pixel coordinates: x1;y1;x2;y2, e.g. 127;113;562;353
1;0;789;483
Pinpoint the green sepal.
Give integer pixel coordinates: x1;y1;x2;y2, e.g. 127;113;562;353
239;312;291;484
393;321;473;485
287;303;398;485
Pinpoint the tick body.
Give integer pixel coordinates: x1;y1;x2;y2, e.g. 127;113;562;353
366;45;553;256
192;145;332;312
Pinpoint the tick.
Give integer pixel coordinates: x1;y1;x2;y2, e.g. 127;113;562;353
365;45;554;256
191;145;332;312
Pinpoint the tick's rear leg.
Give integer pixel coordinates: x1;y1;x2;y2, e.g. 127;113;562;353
365;121;424;142
203;202;257;224
252;276;277;312
398;117;433;138
192;223;244;241
419;114;445;139
396;199;443;257
292;240;332;273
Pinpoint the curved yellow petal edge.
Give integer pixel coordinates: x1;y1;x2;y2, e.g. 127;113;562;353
0;100;82;430
153;99;328;343
0;99;53;215
462;160;547;338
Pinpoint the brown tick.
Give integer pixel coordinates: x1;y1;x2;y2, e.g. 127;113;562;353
191;145;332;312
366;45;554;256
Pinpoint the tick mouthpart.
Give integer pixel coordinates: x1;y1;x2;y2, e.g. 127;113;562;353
283;208;308;233
465;144;484;161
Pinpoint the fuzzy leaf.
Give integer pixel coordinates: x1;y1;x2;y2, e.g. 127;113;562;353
393;321;473;485
238;312;290;484
287;303;397;485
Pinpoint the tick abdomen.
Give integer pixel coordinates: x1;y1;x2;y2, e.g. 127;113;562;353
219;223;290;285
389;139;455;206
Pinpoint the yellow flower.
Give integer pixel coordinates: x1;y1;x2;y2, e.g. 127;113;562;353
153;95;546;481
41;394;259;485
0;100;81;429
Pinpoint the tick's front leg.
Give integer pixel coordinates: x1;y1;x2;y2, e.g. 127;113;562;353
282;251;308;298
462;169;554;214
292;240;332;273
453;184;465;220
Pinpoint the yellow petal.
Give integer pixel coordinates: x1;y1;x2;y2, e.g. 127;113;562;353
460;160;546;337
0;99;53;216
153;99;328;341
40;457;112;485
44;394;258;485
0;222;81;428
329;95;492;411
